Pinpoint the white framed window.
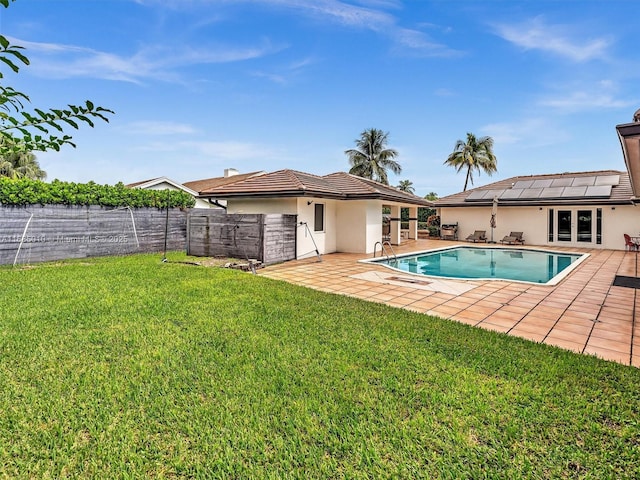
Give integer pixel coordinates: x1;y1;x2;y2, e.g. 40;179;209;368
314;203;325;232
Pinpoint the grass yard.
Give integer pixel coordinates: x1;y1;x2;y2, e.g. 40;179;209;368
0;253;639;478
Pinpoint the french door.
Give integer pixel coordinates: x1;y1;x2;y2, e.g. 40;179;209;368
549;208;601;246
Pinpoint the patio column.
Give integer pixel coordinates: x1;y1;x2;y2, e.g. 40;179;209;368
408;206;418;239
389;205;401;245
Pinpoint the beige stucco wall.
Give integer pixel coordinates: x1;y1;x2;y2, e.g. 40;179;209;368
334;200;384;253
227;198;298;215
295;198;338;258
226;197;387;256
226;197;341;259
441;203;640;250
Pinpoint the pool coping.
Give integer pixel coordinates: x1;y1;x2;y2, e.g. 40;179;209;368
359;244;590;286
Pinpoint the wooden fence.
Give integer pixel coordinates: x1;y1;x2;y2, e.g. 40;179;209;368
0;206;298;266
0;205;187;265
187;211;297;265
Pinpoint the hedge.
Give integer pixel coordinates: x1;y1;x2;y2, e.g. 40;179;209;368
0;178;196;208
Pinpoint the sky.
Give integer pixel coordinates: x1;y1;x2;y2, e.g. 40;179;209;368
0;0;638;197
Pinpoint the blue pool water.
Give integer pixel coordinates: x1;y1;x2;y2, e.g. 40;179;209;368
367;247;585;284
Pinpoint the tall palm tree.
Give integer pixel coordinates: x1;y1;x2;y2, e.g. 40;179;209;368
0;151;46;180
397;179;415;194
346;128;401;185
444;133;497;191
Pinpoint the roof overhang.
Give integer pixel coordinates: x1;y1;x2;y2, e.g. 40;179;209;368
204;191;432;207
617;122;640;198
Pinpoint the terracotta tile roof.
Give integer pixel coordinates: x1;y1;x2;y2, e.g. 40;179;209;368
183;171;265;193
435;170;633;207
200;169;432;206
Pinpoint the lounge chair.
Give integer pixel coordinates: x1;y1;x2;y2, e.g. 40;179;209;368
465;230;487;243
500;232;524;245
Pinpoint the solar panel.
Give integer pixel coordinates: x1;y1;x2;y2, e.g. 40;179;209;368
513;180;534;189
561;186;587;197
594;175;620;186
520;188;543;199
571;176;596;187
485;189;506;199
585;185;612;197
465;176;615;203
500;189;524;199
550;178;574;187
540;187;565;198
465;190;486;200
532;179;553;188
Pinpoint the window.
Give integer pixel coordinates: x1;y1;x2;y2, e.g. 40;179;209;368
314;203;324;232
548;209;554;242
596;208;602;245
577;210;592;243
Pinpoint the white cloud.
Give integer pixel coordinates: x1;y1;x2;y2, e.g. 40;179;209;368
540;92;633;111
493;17;612;62
135;139;281;161
124;121;199;136
11;36;283;84
538;80;636;113
134;0;459;57
480;118;569;147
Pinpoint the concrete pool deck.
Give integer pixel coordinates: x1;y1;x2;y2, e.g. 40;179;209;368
258;239;640;368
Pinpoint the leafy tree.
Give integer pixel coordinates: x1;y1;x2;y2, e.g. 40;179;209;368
425;191;438;201
0;0;113;156
346;128;401;185
444;133;497;191
0;150;46;179
397;179;414;194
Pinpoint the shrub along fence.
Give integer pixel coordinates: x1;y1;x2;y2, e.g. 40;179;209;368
0;205;188;266
187;211;297;265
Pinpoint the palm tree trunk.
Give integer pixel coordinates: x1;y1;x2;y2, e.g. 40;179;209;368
463;167;471;191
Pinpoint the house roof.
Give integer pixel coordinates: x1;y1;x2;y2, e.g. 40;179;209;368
183;171;265;194
616;119;640;198
435;170;633;207
199;169;432;206
126;176;199;197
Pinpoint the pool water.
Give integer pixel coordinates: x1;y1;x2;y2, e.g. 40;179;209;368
367;247;585;284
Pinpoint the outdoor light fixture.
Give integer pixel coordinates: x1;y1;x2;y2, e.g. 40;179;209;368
307;200;313;205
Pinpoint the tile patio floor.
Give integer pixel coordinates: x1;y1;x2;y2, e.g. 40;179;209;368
258;239;640;368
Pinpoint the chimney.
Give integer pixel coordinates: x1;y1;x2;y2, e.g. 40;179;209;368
224;168;239;178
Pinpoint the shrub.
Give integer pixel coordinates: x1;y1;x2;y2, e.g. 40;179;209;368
0;178;196;208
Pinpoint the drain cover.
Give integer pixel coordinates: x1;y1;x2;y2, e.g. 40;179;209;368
612;275;640;289
388;276;431;286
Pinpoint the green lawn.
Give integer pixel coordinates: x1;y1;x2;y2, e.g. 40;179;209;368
0;254;638;478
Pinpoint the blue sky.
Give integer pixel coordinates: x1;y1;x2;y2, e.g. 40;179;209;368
1;0;638;197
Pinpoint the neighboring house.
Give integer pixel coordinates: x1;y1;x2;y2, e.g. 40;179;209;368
435;170;635;250
198;169;432;257
126;176;211;208
183;168;265;209
127;169;265;209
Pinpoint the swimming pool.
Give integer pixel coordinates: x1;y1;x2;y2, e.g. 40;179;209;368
362;246;587;285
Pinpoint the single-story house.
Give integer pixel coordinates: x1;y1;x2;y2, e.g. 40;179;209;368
435;169;635;250
435;110;640;251
199;169;432;257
